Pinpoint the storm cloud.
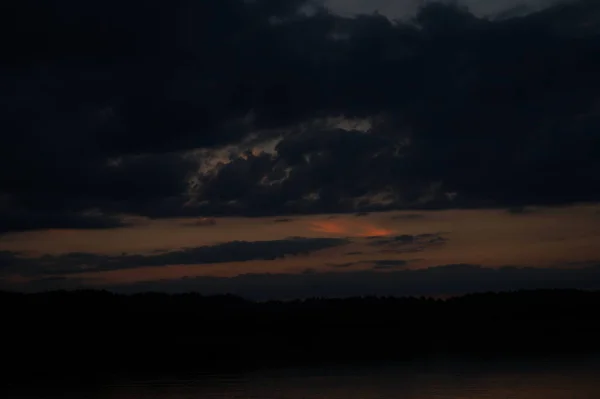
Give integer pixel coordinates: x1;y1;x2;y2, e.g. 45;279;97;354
2;0;600;232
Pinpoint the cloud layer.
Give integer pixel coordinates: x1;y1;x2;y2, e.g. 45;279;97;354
0;237;348;276
108;263;600;299
9;263;600;300
3;0;600;232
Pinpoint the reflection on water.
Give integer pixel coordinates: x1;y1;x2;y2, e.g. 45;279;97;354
7;356;600;399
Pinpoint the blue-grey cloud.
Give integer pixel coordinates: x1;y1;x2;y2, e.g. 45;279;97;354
328;258;412;269
0;237;349;276
367;233;447;254
371;259;411;270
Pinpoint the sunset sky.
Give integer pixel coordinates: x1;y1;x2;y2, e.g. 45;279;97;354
2;0;600;298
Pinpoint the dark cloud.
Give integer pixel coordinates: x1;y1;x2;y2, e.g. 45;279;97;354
328;258;411;269
0;208;127;234
368;233;447;254
274;218;294;223
84;263;600;300
0;150;196;233
507;206;537;215
327;262;357;268
0;275;86;292
390;214;426;220
1;0;318;231
371;260;410;270
325;0;571;19
0;237;348;276
183;0;600;216
0;251;19;271
182;218;217;227
3;0;600;231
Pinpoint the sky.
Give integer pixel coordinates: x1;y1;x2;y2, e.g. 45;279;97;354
2;0;600;298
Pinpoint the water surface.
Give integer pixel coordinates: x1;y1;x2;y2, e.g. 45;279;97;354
7;356;600;398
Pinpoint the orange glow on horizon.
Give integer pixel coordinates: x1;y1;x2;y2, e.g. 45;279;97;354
360;225;395;237
309;219;394;237
309;220;347;235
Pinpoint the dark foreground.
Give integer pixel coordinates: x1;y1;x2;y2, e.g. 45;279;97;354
5;357;600;399
2;289;600;384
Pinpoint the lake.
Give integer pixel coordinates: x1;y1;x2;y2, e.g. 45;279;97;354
5;356;600;398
